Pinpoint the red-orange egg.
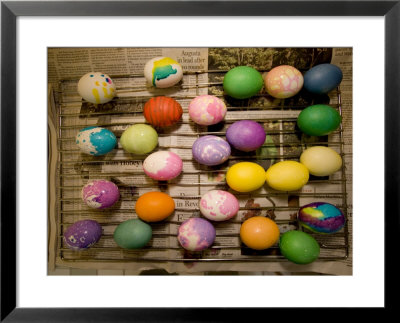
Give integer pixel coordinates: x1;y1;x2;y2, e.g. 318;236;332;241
143;96;183;128
135;191;175;222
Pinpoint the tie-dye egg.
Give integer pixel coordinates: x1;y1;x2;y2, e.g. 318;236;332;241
63;220;102;251
177;218;216;251
226;120;266;152
143;151;183;181
143;96;183;128
192;135;231;166
199;190;239;221
188;95;227;126
298;202;345;234
144;56;183;88
82;180;120;209
264;65;303;99
77;72;116;104
120;124;158;155
76;126;117;156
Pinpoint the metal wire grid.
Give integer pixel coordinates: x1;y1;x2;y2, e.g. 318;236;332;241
54;69;350;264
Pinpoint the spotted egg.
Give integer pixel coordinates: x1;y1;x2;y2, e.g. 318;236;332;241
144;56;183;88
177;218;216;251
192;135;231;166
199;190;239;221
77;72;116;104
188;95;227;126
63;220;102;251
143;151;183;181
76;126;117;156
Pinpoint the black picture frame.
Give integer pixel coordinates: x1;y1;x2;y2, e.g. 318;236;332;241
1;1;398;321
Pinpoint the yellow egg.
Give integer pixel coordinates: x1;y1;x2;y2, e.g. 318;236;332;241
265;161;309;191
226;162;266;192
300;146;342;176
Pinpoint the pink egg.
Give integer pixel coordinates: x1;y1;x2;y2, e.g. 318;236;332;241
178;218;216;251
143;151;183;181
264;65;303;99
188;95;227;126
200;190;239;221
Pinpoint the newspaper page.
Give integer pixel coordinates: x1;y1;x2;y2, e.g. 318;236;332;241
48;47;352;275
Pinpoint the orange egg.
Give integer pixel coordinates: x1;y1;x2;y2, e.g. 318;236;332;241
135;191;175;222
240;216;280;250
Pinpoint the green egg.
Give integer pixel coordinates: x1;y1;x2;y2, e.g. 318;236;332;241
279;230;320;264
120;124;158;155
223;66;264;99
297;104;342;136
113;219;152;249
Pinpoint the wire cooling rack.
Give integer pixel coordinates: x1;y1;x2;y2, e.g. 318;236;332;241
52;69;350;264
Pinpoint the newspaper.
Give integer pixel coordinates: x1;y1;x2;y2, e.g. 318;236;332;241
48;47;352;275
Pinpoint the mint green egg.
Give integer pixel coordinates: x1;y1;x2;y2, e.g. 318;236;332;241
113;219;152;249
120;124;158;155
297;104;341;136
223;66;264;99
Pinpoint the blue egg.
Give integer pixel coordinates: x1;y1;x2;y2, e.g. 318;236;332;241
303;64;343;94
76;126;117;156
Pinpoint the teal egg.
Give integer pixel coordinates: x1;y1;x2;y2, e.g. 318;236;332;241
297;104;341;136
223;66;264;99
279;230;320;264
113;219;152;249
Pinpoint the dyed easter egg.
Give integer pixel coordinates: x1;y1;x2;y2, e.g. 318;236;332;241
113;219;152;249
297;104;342;136
144;56;183;88
199;190;239;222
77;72;116;104
226;162;266;192
177;218;216;251
64;220;102;251
223;66;264;99
188;95;227;126
82;180;120;209
304;64;343;94
298;202;345;234
143;96;183;128
264;65;303;99
226;120;266;152
279;230;320;264
143;151;183;181
240;216;280;250
300;146;342;176
76;126;117;156
135;191;175;222
120;124;158;155
265;161;309;191
192;135;231;166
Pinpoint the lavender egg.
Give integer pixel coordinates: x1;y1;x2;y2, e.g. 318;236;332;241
82;180;120;209
177;218;216;251
298;202;345;234
226;120;266;152
192;135;231;166
63;220;102;251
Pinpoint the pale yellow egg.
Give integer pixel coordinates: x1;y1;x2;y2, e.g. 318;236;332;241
300;146;342;176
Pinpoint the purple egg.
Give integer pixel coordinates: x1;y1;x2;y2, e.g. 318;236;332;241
177;218;216;251
82;180;120;209
63;219;102;251
226;120;266;152
192;135;231;166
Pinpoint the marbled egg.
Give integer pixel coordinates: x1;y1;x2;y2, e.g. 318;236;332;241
144;56;183;88
143;96;183;128
298;202;345;234
265;161;309;191
63;220;102;251
297;104;342;136
177;218;216;251
76;126;117;156
226;120;266;152
192;135;231;166
223;66;264;99
300;146;342;176
120;124;158;155
304;64;343;94
82;180;120;209
188;95;227;126
199;190;239;221
264;65;303;99
143;151;183;181
77;72;116;104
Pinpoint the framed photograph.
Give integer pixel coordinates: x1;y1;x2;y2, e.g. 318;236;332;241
1;0;397;320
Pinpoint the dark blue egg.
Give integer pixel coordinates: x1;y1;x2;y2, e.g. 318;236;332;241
304;64;343;94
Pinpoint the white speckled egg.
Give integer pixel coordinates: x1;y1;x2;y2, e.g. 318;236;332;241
144;57;183;88
77;72;116;104
200;190;239;221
